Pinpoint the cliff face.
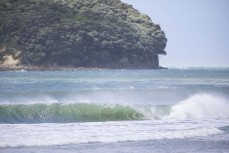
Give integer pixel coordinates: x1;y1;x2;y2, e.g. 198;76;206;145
0;0;167;69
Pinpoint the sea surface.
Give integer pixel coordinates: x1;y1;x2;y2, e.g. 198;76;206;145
0;68;229;153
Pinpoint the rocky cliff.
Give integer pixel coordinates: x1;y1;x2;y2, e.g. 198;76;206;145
0;0;167;69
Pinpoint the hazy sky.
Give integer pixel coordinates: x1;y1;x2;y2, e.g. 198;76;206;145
121;0;229;67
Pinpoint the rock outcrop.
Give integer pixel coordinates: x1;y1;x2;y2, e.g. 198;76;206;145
0;0;167;69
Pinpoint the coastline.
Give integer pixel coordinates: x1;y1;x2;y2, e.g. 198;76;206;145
0;65;106;71
0;65;167;71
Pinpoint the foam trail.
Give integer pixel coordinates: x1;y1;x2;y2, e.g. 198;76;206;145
0;120;223;147
167;94;229;120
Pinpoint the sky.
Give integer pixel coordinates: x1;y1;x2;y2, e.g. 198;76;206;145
121;0;229;67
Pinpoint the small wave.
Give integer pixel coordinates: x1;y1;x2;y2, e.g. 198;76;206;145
219;126;229;133
0;103;144;123
15;69;27;72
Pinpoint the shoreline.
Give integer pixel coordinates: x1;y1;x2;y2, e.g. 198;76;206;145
0;65;167;71
0;65;107;71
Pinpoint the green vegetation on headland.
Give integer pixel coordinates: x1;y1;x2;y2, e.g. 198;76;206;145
0;0;167;69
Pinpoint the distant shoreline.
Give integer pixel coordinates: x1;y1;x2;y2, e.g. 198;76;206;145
0;65;167;71
0;65;107;71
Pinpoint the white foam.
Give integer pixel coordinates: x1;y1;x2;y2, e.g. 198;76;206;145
0;119;225;147
167;94;229;120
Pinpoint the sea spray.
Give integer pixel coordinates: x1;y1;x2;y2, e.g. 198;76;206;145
167;94;229;120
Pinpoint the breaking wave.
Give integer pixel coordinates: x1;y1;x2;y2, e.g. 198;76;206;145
0;93;228;123
166;93;229;120
143;93;229;120
0;103;144;123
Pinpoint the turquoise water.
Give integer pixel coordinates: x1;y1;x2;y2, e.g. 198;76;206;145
0;68;229;152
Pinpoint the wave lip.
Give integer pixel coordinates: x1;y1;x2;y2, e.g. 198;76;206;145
0;103;144;123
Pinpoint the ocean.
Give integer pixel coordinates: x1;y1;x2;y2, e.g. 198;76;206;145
0;68;229;153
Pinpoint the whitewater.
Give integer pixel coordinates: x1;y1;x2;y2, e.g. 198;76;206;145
0;68;229;153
